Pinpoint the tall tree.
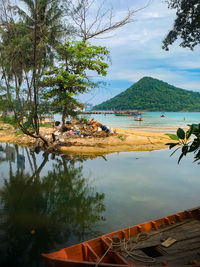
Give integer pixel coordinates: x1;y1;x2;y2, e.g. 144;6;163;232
42;38;110;125
66;0;140;41
16;0;66;135
0;0;67;145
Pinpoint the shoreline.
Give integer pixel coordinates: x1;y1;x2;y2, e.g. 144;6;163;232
0;122;175;154
127;126;188;134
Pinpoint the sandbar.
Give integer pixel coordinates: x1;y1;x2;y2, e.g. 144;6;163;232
0;122;174;154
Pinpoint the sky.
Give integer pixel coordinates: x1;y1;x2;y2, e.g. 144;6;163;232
77;0;200;106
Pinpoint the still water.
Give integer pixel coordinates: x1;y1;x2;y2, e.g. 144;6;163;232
0;143;199;266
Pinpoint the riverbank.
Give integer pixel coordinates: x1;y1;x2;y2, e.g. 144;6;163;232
0;122;174;154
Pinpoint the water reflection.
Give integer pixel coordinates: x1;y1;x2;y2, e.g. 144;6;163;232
0;144;105;267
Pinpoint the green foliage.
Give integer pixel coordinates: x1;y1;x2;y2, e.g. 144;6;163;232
163;0;200;50
0;116;16;126
42;38;110;122
15;129;24;136
166;124;200;163
39;123;54;127
94;77;200;111
165;134;179;141
0;0;67;139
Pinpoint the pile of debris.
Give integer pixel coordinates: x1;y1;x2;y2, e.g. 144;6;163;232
53;118;117;139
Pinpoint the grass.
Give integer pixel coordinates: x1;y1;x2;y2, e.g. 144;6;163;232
165;133;179;140
39;122;54;127
0;116;16;125
15;129;24;136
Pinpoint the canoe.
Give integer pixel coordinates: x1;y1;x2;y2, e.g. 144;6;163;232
42;206;200;267
114;113;138;116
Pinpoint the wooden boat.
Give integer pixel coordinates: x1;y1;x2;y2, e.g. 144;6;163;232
42;206;200;267
114;111;139;117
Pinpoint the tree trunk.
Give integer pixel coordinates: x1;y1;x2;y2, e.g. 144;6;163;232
33;0;39;136
62;105;67;126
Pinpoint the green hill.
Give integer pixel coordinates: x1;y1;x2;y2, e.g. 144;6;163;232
94;77;200;111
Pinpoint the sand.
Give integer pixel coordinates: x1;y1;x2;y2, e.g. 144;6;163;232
0;121;175;154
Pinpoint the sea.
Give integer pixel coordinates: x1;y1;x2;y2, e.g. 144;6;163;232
55;111;200;133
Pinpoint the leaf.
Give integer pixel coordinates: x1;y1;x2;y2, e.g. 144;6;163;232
182;145;188;155
178;153;184;164
166;142;179;149
177;128;185;140
170;147;180;157
186;124;194;139
188;141;199;152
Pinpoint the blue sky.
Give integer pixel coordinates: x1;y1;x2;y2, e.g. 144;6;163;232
77;0;200;106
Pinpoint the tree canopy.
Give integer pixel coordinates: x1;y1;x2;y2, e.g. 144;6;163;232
42;38;109;125
163;0;200;50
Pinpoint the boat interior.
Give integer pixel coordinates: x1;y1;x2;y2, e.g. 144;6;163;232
43;207;200;266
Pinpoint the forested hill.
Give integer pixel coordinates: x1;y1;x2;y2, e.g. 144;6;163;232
94;77;200;111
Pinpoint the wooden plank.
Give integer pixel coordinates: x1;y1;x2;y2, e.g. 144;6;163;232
85;243;100;262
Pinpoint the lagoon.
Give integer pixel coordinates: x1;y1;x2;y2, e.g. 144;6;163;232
73;112;200;133
0;143;199;266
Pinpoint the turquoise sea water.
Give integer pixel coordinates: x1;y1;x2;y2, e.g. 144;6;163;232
77;112;200;132
0;143;199;266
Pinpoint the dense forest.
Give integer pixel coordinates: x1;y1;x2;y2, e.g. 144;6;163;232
94;77;200;111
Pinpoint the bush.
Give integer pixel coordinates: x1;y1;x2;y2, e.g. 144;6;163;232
0;116;16;126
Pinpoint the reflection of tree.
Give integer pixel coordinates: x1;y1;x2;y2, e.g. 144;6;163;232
0;144;8;163
0;150;105;267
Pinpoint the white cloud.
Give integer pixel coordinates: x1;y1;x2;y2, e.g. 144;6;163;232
79;0;200;104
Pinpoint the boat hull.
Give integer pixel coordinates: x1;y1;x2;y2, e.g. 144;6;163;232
42;206;200;267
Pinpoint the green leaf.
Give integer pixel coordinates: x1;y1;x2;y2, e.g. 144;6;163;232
182;145;188;155
178;153;184;164
177;128;185;139
166;142;179;149
186;124;194;139
188;141;199;152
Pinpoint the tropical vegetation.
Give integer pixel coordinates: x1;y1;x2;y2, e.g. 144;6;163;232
163;0;200;163
0;0;137;149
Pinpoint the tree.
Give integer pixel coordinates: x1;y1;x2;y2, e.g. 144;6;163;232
66;0;138;41
0;0;67;145
0;0;141;150
163;0;200;50
163;0;200;164
16;0;66;135
42;38;109;125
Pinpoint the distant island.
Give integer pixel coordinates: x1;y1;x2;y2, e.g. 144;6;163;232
93;77;200;111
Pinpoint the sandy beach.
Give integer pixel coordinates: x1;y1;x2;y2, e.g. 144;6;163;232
0;121;174;154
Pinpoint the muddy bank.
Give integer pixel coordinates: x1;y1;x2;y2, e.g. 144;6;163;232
0;122;173;154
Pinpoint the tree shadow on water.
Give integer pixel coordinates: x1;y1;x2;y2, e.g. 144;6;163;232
0;146;105;267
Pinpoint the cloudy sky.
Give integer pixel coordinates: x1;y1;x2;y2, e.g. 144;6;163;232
78;0;200;106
